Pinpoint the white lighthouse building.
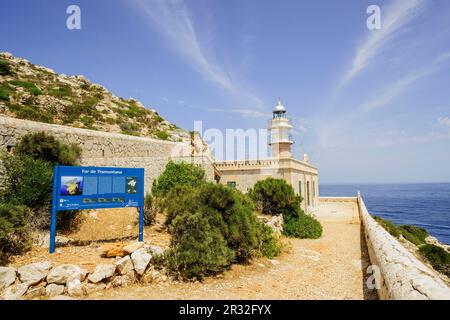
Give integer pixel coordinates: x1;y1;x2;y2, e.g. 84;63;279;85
269;100;294;158
214;100;319;213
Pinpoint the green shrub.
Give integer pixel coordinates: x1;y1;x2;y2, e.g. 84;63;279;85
398;225;428;245
8;104;54;123
0;204;32;263
283;213;323;239
419;244;450;277
248;177;301;220
0;88;9;101
373;216;400;238
0;60;13;76
143;193;156;226
13;132;81;166
152;160;205;198
257;223;282;259
165;210;234;280
9;80;42;95
119;121;140;136
48;85;72;97
155;131;169;140
80;115;95;128
373;216;430;246
0;153;53;210
162;183;281;279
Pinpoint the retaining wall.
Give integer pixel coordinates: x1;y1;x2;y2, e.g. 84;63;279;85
0;116;216;191
358;195;450;300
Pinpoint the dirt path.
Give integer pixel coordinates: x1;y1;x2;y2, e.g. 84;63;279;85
89;200;378;300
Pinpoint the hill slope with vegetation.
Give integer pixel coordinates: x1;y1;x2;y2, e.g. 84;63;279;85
0;52;189;142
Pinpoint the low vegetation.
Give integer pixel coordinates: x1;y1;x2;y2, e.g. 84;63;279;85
373;216;429;246
419;244;450;277
0;204;32;263
0;53;181;141
0;132;82;262
151;160;205;198
151;162;282;280
248;177;322;239
373;215;449;277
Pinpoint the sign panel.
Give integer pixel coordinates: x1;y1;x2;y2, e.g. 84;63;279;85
50;166;144;253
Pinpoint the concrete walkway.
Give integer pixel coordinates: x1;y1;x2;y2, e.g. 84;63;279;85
89;198;377;300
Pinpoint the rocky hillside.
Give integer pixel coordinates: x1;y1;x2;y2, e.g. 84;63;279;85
0;52;189;142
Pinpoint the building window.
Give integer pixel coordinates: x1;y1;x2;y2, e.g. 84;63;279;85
298;181;302;197
227;181;236;188
307;181;310;207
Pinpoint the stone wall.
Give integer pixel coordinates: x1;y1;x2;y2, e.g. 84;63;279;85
358;195;450;300
0;116;216;191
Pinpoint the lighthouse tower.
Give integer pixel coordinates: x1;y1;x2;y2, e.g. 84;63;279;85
268;100;294;158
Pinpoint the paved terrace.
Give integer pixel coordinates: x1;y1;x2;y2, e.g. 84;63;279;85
91;198;377;300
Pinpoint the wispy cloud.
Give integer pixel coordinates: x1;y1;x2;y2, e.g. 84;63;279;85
360;53;450;112
208;108;267;118
376;129;450;147
437;116;450;127
339;0;427;88
133;0;264;109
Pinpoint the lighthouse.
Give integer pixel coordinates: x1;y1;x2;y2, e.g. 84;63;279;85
268;100;294;158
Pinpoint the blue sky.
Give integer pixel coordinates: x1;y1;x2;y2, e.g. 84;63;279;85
2;0;450;183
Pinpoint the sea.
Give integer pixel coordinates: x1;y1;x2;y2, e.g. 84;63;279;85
319;183;450;245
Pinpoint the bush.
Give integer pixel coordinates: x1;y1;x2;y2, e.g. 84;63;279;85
13;132;81;166
373;216;429;246
152;161;205;198
248;177;301;220
0;204;32;263
1;133;82;231
398;225;428;246
373;216;401;238
0;153;53;210
162;183;281;279
283;213;323;239
419;244;450;277
0;88;9;101
0;60;12;76
143;193;156;226
9;80;42;95
257;223;282;259
155;131;169;140
165;211;234;280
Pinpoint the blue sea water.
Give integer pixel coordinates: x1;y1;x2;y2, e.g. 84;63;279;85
319;183;450;245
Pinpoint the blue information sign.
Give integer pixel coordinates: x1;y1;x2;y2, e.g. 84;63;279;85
50;166;145;253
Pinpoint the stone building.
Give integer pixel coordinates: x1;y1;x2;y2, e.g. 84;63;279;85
214;101;319;213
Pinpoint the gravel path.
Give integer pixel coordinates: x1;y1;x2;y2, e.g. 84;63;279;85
90;200;378;300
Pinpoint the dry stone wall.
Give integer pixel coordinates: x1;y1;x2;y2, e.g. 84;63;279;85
0;116;216;191
358;195;450;300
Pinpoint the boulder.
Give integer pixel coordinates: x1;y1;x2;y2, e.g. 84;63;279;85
115;256;134;275
47;264;88;285
0;266;16;290
45;284;65;297
105;248;125;258
144;245;165;257
266;215;284;234
67;278;83;297
84;282;106;295
25;285;46;299
18;261;53;285
87;264;116;283
123;242;144;254
131;248;151;275
1;282;30;300
111;271;136;288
